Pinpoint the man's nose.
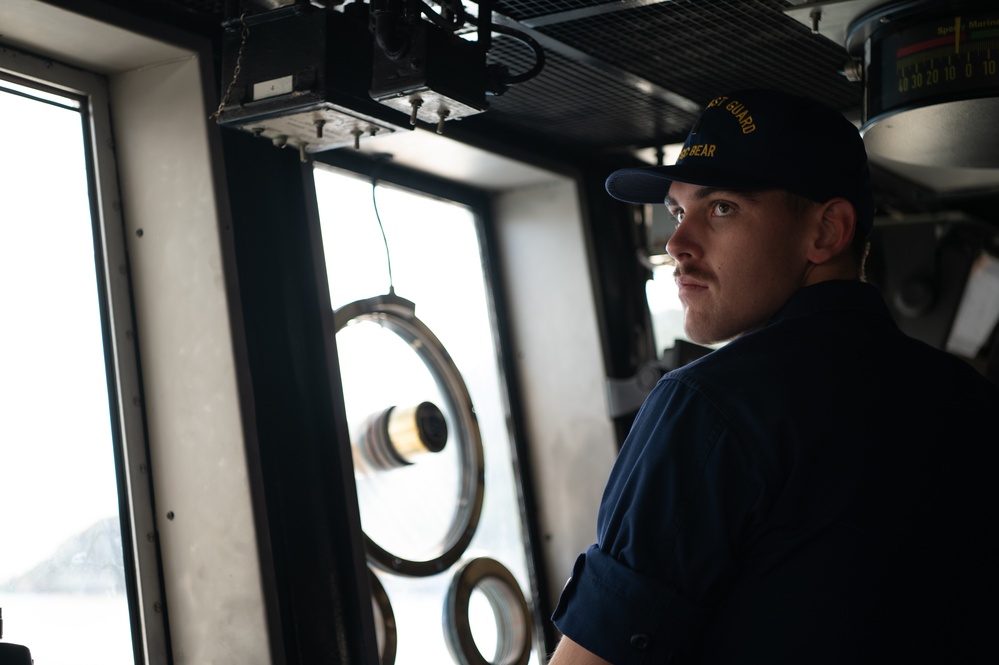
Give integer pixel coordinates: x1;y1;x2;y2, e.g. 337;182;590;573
666;217;697;262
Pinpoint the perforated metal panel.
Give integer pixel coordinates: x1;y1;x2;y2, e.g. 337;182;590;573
533;1;860;115
494;0;615;22
479;0;862;151
483;35;700;150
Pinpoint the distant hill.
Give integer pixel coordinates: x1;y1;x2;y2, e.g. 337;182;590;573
1;517;126;595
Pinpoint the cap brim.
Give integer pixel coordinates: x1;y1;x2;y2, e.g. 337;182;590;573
605;163;780;204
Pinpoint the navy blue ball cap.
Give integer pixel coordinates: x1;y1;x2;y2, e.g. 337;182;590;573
605;89;876;237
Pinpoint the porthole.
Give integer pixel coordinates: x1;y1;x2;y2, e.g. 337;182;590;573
443;557;532;665
369;569;397;665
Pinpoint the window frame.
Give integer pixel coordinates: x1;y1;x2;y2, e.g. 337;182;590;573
0;45;169;665
313;147;554;659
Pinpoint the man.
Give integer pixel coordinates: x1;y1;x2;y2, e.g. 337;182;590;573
549;89;999;664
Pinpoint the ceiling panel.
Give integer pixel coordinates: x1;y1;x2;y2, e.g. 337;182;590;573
535;0;862;113
108;0;999;210
482;34;700;150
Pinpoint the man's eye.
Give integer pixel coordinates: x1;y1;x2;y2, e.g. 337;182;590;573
712;201;733;216
673;210;684;224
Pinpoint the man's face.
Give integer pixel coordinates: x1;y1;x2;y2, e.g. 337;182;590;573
664;182;813;345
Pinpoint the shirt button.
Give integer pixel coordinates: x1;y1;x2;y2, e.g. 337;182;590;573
631;634;649;651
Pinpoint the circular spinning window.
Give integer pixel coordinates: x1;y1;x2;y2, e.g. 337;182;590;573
443;557;533;665
369;569;397;665
335;293;485;577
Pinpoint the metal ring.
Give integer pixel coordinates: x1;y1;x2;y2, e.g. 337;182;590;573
335;292;485;577
369;569;397;665
443;557;532;665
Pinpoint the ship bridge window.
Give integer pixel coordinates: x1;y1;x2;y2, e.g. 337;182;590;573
0;50;160;665
313;162;543;665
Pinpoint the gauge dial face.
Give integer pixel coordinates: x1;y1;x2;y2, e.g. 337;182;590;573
867;5;999;120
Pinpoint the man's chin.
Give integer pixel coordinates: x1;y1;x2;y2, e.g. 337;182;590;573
683;321;733;347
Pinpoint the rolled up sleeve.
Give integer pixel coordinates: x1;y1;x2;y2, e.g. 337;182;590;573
552;375;770;664
552;546;707;664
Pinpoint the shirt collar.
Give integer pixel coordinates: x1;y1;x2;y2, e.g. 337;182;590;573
768;280;893;328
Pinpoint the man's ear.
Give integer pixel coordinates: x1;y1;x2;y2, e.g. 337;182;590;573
805;197;856;265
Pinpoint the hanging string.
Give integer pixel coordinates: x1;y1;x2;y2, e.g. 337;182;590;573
371;170;395;296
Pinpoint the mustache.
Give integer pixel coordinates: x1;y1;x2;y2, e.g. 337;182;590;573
674;266;713;282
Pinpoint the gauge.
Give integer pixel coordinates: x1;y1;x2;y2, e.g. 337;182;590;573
850;0;999;168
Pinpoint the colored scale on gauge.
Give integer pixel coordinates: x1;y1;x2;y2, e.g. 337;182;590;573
868;6;999;119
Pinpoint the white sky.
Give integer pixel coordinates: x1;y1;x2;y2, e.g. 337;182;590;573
0;87;120;580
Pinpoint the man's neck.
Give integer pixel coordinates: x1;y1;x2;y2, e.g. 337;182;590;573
802;255;859;287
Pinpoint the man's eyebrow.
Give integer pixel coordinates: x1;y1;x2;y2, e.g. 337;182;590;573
664;187;762;207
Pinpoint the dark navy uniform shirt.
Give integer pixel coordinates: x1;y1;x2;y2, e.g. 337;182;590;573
552;280;999;664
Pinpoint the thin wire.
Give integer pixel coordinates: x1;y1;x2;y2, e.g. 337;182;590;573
371;177;395;295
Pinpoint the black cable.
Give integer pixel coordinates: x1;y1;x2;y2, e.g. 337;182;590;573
488;23;546;85
466;15;546;87
370;167;396;296
419;0;466;31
